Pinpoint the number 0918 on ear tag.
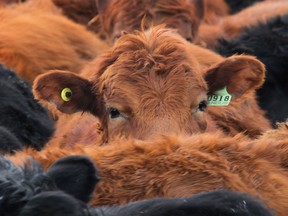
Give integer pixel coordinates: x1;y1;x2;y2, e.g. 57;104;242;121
207;87;232;106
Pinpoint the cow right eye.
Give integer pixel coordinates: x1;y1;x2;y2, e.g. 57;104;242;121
108;108;121;119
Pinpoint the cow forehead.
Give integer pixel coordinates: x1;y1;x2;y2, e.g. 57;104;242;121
100;28;205;79
99;56;207;111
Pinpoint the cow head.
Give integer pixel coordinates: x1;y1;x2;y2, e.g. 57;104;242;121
34;26;266;142
94;0;204;43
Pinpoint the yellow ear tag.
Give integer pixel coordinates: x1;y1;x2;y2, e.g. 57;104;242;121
61;88;72;102
207;87;232;106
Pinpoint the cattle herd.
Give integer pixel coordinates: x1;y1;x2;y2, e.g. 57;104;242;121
0;0;288;215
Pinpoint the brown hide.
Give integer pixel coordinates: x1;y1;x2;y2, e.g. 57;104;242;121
197;0;288;48
9;122;288;215
33;26;271;148
0;0;107;82
203;0;229;24
93;0;205;43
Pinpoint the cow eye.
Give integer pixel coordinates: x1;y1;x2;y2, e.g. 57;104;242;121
108;108;121;119
198;100;207;112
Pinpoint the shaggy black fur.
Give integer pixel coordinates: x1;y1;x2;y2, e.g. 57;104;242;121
92;190;274;216
0;65;54;152
0;156;273;216
19;191;88;216
0;155;99;216
20;189;274;216
224;0;264;14
216;14;288;125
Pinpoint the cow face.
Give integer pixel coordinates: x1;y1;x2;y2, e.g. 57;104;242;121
34;27;265;141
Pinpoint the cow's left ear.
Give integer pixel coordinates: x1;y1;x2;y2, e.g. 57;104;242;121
33;70;98;114
205;55;265;99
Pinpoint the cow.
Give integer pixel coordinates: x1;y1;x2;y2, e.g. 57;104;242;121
92;0;205;43
0;155;273;216
0;65;54;153
7;121;288;215
215;13;288;124
0;0;107;82
196;0;288;49
32;26;271;148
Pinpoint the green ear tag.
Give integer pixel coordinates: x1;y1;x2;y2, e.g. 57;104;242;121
207;87;232;106
61;88;72;102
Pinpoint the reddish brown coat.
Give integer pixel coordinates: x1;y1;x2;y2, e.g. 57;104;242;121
9;123;288;216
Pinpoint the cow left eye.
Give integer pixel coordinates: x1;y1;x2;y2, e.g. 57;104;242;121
197;100;207;112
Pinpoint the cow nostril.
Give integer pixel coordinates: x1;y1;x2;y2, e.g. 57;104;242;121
186;37;193;42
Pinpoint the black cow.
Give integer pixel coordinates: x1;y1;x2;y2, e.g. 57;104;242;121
224;0;264;14
0;65;54;153
215;14;288;125
20;190;274;216
0;155;99;216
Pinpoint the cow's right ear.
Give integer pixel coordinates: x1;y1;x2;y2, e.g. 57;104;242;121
33;70;96;114
204;55;265;99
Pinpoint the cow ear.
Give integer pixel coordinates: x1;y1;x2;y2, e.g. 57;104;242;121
45;155;99;203
33;70;96;114
96;0;110;14
205;55;265;99
188;0;205;19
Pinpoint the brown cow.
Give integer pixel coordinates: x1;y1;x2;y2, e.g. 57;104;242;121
33;26;271;148
51;0;98;29
92;0;205;43
0;0;107;82
9;122;288;215
196;0;288;48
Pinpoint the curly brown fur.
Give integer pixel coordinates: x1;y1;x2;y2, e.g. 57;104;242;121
8;123;288;215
